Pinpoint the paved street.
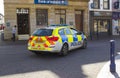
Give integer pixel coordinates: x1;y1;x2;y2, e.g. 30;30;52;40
0;34;120;78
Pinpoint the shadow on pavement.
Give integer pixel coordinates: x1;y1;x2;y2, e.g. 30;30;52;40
112;72;120;78
0;36;120;78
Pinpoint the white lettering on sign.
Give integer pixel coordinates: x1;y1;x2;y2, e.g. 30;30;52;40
71;41;82;46
36;0;67;5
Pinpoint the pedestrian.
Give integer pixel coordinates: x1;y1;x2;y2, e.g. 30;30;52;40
115;26;119;34
12;25;17;41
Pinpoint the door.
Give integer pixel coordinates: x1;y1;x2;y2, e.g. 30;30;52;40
17;8;29;35
75;10;83;31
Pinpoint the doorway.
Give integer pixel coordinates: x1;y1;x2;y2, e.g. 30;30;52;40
93;19;111;38
75;10;83;31
17;8;29;35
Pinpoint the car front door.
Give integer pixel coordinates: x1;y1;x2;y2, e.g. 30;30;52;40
70;28;83;48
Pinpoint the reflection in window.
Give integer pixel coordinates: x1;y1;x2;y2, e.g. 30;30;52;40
32;29;53;36
93;0;100;9
59;29;65;35
71;29;78;34
55;9;66;24
65;28;71;35
36;9;48;26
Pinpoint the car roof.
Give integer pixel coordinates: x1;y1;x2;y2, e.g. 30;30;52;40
49;24;69;27
37;25;72;30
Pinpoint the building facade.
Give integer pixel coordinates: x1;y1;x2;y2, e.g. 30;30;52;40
0;13;4;25
4;0;89;40
89;0;112;39
0;13;4;30
112;0;120;35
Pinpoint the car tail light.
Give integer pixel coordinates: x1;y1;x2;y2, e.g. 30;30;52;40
47;36;59;41
29;36;33;42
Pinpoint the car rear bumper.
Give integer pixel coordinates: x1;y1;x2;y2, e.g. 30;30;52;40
28;42;62;53
28;47;60;53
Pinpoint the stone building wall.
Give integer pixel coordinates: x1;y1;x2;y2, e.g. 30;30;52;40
4;0;89;40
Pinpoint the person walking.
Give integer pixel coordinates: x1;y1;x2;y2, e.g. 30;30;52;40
12;25;17;41
115;26;119;35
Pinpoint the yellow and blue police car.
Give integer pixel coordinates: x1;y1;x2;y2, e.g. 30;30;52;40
28;25;87;56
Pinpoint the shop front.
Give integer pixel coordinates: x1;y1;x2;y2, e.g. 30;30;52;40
89;11;112;39
112;12;120;35
112;0;120;35
4;0;89;40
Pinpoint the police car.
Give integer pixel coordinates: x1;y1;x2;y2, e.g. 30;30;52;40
28;25;87;56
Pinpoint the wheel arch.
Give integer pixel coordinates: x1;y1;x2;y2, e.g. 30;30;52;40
62;42;69;50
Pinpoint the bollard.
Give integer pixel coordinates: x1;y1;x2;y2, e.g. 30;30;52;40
110;40;116;73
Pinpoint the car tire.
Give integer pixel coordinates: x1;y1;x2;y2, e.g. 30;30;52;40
81;39;87;49
31;51;41;55
60;43;69;56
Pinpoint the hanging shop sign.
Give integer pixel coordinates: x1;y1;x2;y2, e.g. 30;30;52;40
34;0;68;5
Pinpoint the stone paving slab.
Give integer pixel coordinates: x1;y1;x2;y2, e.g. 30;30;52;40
97;54;120;78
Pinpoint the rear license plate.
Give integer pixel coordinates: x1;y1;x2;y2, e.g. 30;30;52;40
32;47;45;50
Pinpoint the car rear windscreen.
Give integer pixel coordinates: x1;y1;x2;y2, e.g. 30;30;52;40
32;29;53;36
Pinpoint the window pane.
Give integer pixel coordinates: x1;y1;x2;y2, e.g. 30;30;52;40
93;0;99;9
103;0;109;9
55;14;61;24
65;29;71;35
32;29;53;36
55;9;66;24
71;29;78;34
59;29;65;35
60;15;66;24
103;2;108;9
36;9;48;26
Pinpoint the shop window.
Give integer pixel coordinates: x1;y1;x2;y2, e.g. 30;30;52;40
93;0;100;9
55;9;66;24
36;9;48;26
103;0;110;9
